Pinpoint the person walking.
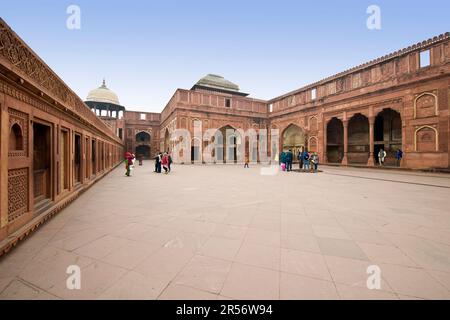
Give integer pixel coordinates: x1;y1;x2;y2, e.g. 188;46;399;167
168;152;173;172
157;152;162;172
124;152;135;177
395;149;403;167
161;152;169;174
280;151;287;171
155;152;163;173
310;152;319;173
378;148;387;166
286;149;293;172
303;150;310;172
298;150;303;170
154;152;160;173
244;154;249;168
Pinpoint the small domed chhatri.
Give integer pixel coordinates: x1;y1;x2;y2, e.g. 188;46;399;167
86;79;120;105
85;79;125;119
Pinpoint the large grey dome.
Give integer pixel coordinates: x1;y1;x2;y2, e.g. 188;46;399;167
195;74;240;92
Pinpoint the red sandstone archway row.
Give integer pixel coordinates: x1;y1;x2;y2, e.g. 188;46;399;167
324;108;402;166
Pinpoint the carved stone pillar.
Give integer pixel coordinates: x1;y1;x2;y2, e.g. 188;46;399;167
401;119;406;168
0;100;8;229
342;120;348;165
367;117;375;166
323;119;328;164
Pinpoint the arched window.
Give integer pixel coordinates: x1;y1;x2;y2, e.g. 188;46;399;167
136;131;151;143
9;123;23;151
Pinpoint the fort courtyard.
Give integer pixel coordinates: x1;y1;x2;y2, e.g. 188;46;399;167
1;1;450;305
1;164;450;300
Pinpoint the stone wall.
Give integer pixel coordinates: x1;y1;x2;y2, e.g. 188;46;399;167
0;19;124;250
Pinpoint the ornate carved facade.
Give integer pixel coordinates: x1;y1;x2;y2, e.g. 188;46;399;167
0;19;124;254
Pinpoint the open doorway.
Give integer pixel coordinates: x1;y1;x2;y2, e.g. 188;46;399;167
33;122;52;204
136;145;151;159
85;137;90;180
74;133;81;184
215;125;237;163
326;118;344;163
191;138;201;163
60;130;70;192
91;139;96;176
374;108;402;166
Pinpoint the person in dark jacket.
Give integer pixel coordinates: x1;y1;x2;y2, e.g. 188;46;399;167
298;150;303;170
395;149;403;167
302;150;310;171
286;149;293;172
279;151;286;165
279;151;286;171
154;152;162;173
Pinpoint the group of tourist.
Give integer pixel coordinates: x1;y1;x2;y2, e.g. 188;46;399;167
126;147;404;176
154;151;172;174
123;151;173;176
279;149;319;173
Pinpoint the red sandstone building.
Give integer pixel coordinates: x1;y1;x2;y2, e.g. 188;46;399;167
0;18;449;251
98;33;449;169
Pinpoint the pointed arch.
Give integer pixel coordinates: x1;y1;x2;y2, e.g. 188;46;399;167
309;116;319;132
326;117;344;163
414;125;438;152
135;131;150;143
347;113;369;164
308;136;318;153
281;123;305;156
191;137;202;163
414;92;438;119
214;125;238;163
9;123;24;151
374;108;402;165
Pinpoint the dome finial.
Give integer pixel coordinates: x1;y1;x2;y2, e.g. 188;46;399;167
101;78;106;88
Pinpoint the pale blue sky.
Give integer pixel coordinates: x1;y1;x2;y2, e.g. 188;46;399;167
1;0;449;112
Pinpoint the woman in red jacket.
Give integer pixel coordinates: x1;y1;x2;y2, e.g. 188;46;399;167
161;152;169;174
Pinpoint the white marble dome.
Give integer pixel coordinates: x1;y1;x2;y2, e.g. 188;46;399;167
86;80;120;105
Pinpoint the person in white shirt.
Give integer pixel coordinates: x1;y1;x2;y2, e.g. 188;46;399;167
378;148;387;166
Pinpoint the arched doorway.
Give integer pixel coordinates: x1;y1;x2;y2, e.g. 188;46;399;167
191;138;201;163
348;114;369;164
374;109;402;166
215;125;238;163
326;118;344;163
74;133;82;184
282;124;305;157
135;131;151;159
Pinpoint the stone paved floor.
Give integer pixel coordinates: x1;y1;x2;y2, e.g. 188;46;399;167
1;162;450;300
